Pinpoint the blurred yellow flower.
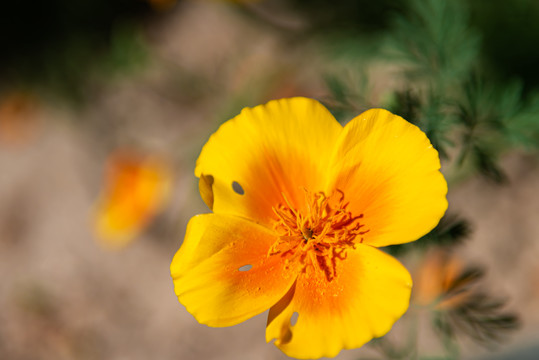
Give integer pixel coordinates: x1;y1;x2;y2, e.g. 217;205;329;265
94;150;171;249
170;97;447;359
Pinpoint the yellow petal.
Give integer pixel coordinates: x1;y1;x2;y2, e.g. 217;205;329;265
266;244;412;359
171;214;298;327
195;97;342;227
327;109;448;247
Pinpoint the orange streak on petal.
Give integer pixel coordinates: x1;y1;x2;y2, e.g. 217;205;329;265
172;214;297;327
195;97;342;226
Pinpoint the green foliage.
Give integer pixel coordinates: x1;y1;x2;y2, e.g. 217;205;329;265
454;77;539;182
322;69;371;124
470;0;539;93
101;21;149;76
384;0;479;161
433;268;520;347
386;0;479;88
289;0;407;34
324;0;539;182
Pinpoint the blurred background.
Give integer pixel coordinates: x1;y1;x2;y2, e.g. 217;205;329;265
1;0;538;359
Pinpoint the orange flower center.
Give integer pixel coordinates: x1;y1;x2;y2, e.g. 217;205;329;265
269;190;368;281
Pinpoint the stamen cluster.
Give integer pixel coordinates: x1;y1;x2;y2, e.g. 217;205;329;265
269;190;368;281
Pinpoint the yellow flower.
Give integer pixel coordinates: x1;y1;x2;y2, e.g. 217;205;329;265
170;97;447;359
93;150;171;249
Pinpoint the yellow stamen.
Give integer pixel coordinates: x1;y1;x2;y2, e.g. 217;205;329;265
269;189;369;281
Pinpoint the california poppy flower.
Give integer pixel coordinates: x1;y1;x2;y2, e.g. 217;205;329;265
170;97;447;358
93;150;171;249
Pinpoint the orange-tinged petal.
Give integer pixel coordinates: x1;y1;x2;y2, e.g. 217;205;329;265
171;214;298;327
266;244;412;359
195;97;342;227
94;151;171;249
327;109;448;247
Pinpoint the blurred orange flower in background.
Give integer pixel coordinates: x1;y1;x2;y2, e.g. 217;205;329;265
414;250;474;310
413;249;519;345
93;150;172;249
0;92;39;146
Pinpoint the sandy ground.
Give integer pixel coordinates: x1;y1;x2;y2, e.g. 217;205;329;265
1;2;538;360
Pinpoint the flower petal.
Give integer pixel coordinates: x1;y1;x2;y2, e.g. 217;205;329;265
195;97;342;227
171;214;298;327
265;244;412;359
327;109;448;247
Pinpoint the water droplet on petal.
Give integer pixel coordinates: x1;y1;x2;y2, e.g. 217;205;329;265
238;264;252;272
232;181;244;195
290;312;299;326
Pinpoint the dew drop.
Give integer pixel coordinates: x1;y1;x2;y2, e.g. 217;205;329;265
238;264;252;272
290;312;299;326
232;181;244;195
